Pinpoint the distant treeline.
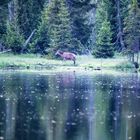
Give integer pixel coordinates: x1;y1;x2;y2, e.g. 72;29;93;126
0;0;140;61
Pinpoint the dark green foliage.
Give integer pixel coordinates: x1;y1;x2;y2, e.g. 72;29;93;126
0;0;46;53
67;0;96;53
0;0;10;5
0;0;139;59
4;22;24;53
124;0;140;54
17;0;46;38
0;4;8;42
34;0;72;55
93;19;114;58
94;0;114;58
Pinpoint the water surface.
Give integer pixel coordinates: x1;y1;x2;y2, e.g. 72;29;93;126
0;71;140;140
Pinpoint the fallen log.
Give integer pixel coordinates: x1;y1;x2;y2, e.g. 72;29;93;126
21;29;36;53
0;49;12;54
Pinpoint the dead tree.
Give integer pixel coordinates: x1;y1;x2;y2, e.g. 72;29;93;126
21;29;36;53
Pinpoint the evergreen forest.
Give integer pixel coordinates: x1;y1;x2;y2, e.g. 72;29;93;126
0;0;140;62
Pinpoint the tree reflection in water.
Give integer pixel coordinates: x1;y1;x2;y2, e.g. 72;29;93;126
0;72;140;140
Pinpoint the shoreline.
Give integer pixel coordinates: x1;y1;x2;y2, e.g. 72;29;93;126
0;54;139;73
0;66;139;77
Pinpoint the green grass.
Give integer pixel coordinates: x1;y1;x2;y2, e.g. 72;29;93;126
0;53;138;72
114;61;135;70
0;53;74;69
77;55;128;69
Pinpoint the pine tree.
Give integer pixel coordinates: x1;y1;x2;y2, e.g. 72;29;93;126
124;0;140;62
5;22;24;53
93;0;114;58
35;0;72;55
93;19;114;58
48;0;72;51
18;0;46;38
66;0;96;53
4;0;25;53
1;0;45;53
114;0;125;51
0;2;8;43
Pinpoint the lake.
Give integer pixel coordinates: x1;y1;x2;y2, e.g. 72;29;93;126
0;71;140;140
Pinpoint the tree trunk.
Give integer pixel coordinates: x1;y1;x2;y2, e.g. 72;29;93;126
8;1;14;22
8;0;18;22
115;0;125;51
0;49;11;54
8;0;19;32
136;53;139;63
132;53;134;63
88;5;97;51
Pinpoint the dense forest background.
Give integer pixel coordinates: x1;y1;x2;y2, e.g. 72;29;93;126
0;0;140;61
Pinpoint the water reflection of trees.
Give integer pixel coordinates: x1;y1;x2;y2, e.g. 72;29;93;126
0;73;140;140
65;75;93;140
93;74;140;140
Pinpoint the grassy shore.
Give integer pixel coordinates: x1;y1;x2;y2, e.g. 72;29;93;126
0;53;138;72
